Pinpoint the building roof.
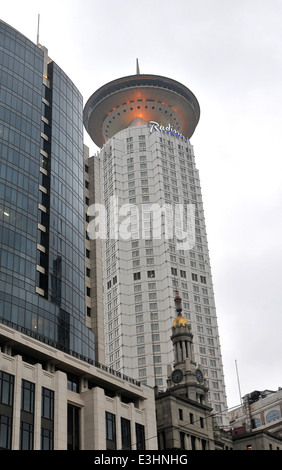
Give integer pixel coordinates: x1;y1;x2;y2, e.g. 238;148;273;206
83;74;200;147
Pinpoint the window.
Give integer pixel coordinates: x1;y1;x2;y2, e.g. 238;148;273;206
149;303;157;310
134;272;141;281
0;371;14;407
251;418;261;429
0;372;14;449
106;412;116;450
149;292;157;300
20;379;35;450
20;422;34;450
68;404;80;450
0;415;13;450
139;368;146;377
41;428;54;450
21;380;35;414
180;431;185;450
266;410;280;423
41;388;54;421
121;418;131;450
67;374;79;393
136;423;146;450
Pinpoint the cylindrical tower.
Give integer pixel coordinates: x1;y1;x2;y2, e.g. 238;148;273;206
84;69;228;426
0;20;95;362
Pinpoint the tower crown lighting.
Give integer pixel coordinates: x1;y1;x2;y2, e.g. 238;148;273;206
83;74;200;148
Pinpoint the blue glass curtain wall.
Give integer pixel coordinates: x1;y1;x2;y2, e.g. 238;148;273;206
0;20;95;363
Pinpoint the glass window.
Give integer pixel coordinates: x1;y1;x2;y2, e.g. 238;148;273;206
42;387;54;420
121;417;131;450
136;423;146;450
105;412;116;450
21;380;35;413
251;418;261;429
67;404;80;450
41;428;54;450
0;415;13;450
20;422;34;450
266;410;280;423
0;371;14;406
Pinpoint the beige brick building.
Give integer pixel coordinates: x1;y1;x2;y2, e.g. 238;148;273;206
0;323;157;450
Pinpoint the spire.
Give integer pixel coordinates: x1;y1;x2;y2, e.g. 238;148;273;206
136;58;140;75
174;290;182;313
173;291;189;327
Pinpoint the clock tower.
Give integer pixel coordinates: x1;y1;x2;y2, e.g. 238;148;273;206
167;292;209;405
155;292;216;450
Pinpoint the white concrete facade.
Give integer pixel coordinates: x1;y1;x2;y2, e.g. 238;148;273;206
90;122;228;427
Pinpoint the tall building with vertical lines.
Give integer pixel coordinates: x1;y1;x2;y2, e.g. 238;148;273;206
0;21;157;450
84;67;229;426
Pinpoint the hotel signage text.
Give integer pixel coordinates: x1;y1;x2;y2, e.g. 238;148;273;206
149;121;191;143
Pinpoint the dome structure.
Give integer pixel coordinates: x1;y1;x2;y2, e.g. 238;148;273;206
173;291;189;327
173;315;189;328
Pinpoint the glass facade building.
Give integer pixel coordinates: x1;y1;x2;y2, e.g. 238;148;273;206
0;20;95;362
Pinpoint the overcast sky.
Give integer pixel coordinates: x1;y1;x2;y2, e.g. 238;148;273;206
1;0;282;410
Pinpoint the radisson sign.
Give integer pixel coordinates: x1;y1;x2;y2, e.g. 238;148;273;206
149;121;191;144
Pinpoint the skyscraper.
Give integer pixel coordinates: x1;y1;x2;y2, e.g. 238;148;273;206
0;19;95;364
84;70;228;426
0;21;156;451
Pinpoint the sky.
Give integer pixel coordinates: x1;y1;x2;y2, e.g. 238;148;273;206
1;0;282;410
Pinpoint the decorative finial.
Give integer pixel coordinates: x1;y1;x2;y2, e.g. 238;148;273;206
136;58;140;75
173;291;189;327
174;290;182;313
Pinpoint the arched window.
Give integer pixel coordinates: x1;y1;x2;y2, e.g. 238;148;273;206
266;410;280;423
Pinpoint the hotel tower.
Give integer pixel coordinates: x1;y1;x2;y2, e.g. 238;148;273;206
84;66;228;426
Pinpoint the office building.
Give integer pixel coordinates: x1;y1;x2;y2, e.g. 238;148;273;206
0;322;157;450
84;69;228;426
0;20;157;450
0;19;94;362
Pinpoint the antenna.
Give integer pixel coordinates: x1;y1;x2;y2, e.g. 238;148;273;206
136;58;140;75
37;14;40;45
235;359;243;405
